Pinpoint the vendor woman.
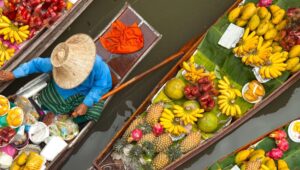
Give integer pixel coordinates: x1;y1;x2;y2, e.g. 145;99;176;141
0;34;112;124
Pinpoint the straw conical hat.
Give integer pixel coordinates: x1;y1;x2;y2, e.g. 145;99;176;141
51;34;96;89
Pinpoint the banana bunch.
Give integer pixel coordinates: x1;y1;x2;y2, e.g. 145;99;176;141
241;36;273;66
218;91;242;116
233;28;259;57
0;41;15;67
259;52;288;79
159;108;186;136
0;16;30;44
217;76;242;116
172;105;204;125
182;60;216;83
218;76;242;98
286;45;300;73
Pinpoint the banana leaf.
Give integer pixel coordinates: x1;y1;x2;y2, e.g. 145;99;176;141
192;0;299;115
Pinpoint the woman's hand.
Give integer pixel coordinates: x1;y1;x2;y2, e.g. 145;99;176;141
0;71;15;81
72;103;88;118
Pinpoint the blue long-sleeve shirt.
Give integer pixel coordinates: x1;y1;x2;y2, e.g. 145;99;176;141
13;55;112;107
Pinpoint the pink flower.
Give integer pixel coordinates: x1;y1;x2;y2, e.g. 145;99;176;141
276;138;289;152
257;0;273;7
267;148;283;160
269;130;287;140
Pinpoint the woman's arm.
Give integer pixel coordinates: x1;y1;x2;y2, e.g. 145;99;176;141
12;57;53;78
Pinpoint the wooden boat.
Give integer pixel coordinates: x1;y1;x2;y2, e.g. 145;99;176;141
0;0;94;92
92;0;300;169
6;4;162;169
208;117;300;170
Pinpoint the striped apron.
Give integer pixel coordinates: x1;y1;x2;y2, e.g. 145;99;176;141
37;80;105;124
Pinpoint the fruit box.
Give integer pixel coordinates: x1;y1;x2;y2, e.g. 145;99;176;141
0;0;94;92
208;118;300;170
92;0;300;169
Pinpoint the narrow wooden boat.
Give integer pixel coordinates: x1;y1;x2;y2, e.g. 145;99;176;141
6;4;162;169
0;0;94;92
93;0;300;169
208;117;300;170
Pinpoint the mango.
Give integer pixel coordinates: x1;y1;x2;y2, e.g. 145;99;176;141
268;22;275;30
276;19;287;30
228;6;243;23
263;12;272;22
236;18;248;27
235;149;251;164
289;45;300;58
265;158;276;169
241;3;257;20
264;28;277;40
249;153;265;162
257;21;269;35
248;14;260;31
270;5;281;15
272;9;285;25
286;57;299;70
16;152;28;166
258;7;269;19
278;159;289;169
291;63;300;73
273;46;283;53
249;149;265;157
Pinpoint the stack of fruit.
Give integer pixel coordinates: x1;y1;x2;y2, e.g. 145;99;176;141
228;3;300;78
235;148;290;170
0;127;16;147
11;151;45;170
0;0;73;67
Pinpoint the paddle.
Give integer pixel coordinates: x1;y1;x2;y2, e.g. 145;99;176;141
99;38;197;101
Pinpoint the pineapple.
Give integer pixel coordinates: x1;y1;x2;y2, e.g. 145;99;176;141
152;145;182;170
137;123;152;134
246;160;261;170
146;103;164;125
153;133;173;152
123;116;145;137
138;133;156;145
166;144;182;161
129;145;143;160
142;141;156;158
180;131;201;153
113;138;127;153
152;152;169;170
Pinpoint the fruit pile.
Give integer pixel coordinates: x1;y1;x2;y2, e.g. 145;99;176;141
0;0;72;67
229;3;300;79
111;58;237;169
184;76;218;111
235;148;290;170
11;151;45;170
0;127;16;147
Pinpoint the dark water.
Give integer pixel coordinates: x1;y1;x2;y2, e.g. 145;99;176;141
5;0;300;169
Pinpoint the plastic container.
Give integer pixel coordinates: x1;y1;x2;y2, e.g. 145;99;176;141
29;122;49;145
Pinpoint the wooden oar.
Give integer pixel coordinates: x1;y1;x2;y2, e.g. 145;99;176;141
99;38;197;100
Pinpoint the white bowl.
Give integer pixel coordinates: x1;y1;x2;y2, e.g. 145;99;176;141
29;122;49;145
288;120;300;143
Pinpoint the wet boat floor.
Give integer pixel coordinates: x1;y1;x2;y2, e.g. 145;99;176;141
4;0;300;169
